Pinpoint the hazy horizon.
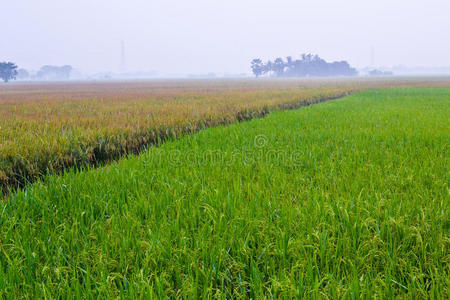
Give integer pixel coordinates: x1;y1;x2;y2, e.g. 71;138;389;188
2;0;450;75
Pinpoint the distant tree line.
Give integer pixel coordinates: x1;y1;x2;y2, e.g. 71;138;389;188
251;54;358;78
0;62;73;82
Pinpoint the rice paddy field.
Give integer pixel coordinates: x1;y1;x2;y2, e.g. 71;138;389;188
0;78;448;191
0;79;449;298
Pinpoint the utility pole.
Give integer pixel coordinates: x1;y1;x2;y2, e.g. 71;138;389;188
371;46;375;67
120;41;126;73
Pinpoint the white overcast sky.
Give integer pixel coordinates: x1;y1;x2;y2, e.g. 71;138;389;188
2;0;449;74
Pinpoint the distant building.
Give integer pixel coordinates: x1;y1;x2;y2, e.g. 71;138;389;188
368;69;394;76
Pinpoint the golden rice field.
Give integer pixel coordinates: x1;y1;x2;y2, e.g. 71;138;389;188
1;77;449;192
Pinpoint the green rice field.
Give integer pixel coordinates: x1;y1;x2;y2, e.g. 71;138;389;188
0;87;448;298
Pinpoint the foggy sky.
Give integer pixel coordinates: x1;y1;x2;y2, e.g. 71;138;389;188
2;0;449;75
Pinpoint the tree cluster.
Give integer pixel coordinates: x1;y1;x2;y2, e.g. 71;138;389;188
251;54;358;78
36;65;72;80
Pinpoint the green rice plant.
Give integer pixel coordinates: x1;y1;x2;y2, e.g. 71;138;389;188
0;87;448;298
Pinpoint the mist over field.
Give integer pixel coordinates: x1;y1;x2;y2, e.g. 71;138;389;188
2;0;450;77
